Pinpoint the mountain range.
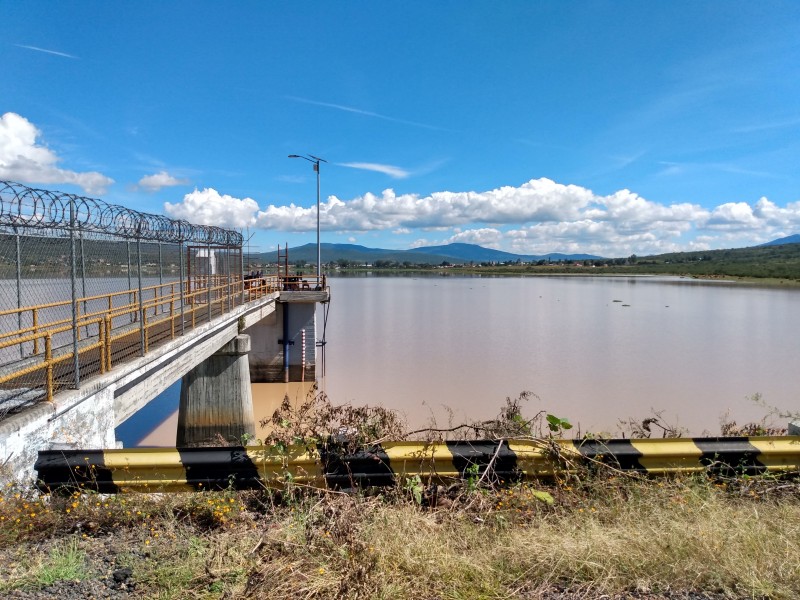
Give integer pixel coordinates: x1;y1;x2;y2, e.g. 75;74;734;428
257;235;800;266
758;234;800;247
258;242;601;265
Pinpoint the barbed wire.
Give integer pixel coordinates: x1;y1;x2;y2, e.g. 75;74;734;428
0;181;242;246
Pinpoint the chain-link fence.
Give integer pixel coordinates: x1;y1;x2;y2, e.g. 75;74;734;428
0;181;252;419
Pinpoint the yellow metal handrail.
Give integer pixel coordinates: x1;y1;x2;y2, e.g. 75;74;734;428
0;316;105;401
0;275;278;405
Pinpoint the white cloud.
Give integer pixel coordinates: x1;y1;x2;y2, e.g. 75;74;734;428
164;188;259;228
444;228;504;248
15;44;78;59
703;202;760;231
138;171;190;192
285;96;448;131
161;176;800;256
0;112;114;195
255;178;594;232
339;162;411;179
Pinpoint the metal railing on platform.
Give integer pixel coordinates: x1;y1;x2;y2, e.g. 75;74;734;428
1;180;250;419
0;276;278;416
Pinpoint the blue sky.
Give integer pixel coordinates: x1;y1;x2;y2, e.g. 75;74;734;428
2;2;799;257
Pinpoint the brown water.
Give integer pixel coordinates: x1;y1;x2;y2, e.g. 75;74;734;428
134;274;799;445
319;274;799;436
135;382;317;446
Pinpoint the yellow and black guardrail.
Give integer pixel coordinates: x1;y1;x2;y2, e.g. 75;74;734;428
35;437;800;494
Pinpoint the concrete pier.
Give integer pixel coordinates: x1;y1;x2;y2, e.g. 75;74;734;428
177;334;256;447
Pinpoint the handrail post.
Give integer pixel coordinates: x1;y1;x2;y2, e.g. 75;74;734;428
45;333;53;401
99;317;106;374
105;315;112;370
143;310;149;353
32;308;39;355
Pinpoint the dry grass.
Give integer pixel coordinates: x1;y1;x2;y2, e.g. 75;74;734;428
1;473;799;599
3;391;798;597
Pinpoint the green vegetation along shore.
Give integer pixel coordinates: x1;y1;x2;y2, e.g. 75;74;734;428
333;243;800;285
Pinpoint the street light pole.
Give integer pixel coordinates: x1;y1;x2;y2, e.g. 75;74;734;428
288;153;327;281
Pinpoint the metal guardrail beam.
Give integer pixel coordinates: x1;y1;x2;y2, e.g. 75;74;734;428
35;437;800;494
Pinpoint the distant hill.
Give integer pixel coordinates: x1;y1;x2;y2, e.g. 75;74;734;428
758;234;800;247
258;242;602;264
406;243;600;262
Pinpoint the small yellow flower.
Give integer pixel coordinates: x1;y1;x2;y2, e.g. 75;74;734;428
319;568;325;574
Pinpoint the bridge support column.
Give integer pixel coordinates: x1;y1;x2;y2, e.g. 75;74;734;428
177;334;255;447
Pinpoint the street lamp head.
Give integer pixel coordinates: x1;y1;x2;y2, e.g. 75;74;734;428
288;152;325;280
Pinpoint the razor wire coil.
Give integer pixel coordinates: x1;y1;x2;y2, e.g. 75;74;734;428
0;180;243;246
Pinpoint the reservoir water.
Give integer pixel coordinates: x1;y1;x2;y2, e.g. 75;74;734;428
121;274;799;445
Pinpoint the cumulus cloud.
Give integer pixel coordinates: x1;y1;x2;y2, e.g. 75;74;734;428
163;176;800;256
255;178;594;232
138;171;190;192
0;112;114;194
164;188;258;228
703;202;761;231
444;228;504;248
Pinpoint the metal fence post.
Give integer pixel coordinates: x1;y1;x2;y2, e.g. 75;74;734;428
69;197;80;389
127;240;133;323
137;231;145;356
207;241;212;324
79;228;88;338
240;242;244;306
179;241;185;335
15;227;23;358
